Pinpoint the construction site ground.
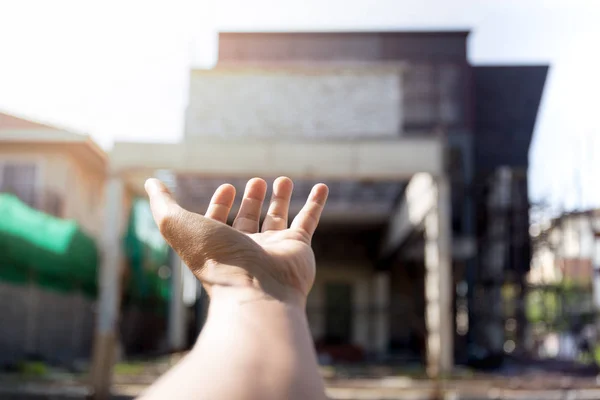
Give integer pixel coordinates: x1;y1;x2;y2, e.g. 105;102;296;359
1;355;600;400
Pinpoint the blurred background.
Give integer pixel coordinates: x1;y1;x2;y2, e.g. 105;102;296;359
0;0;599;399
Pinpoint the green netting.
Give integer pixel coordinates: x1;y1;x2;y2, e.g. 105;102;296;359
0;193;99;295
123;198;170;307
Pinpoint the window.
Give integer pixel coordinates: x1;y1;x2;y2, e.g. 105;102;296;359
439;64;463;124
324;283;353;344
403;63;437;127
42;189;64;217
0;163;38;207
403;63;465;130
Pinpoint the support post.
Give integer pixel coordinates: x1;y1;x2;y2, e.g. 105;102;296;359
91;177;125;400
372;271;390;358
168;250;186;351
424;176;453;378
591;217;600;338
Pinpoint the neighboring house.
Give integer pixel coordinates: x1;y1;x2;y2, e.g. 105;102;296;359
0;112;107;237
0;112;107;365
530;210;600;285
527;210;600;362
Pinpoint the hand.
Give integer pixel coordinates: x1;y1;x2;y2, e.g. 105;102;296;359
145;177;328;307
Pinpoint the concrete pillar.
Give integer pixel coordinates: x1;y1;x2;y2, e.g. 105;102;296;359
168;250;186;351
91;177;125;400
372;271;390;357
352;278;370;351
424;176;453;378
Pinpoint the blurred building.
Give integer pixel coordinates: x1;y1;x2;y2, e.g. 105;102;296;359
527;210;600;362
530;210;600;285
180;31;472;369
0;112;106;366
103;31;548;374
0;112;171;368
0;112;106;236
177;32;548;366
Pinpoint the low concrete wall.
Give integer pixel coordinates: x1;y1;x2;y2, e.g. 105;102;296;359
0;282;171;367
0;282;95;366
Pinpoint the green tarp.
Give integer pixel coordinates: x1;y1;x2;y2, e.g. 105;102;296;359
123;198;170;306
0;193;98;295
0;193;170;306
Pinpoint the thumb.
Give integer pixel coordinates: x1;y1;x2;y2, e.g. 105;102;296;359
145;178;182;230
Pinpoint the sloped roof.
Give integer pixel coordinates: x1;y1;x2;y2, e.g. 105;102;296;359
0;112;58;130
0;111;107;170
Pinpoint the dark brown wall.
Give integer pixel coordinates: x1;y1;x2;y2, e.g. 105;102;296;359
217;31;469;64
216;31;472;133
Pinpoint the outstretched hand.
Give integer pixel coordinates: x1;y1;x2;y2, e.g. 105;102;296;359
145;177;328;307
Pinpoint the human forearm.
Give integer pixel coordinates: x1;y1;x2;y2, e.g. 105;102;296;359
139;286;326;400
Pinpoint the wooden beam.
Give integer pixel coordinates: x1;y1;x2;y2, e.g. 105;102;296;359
380;173;436;258
110;139;443;181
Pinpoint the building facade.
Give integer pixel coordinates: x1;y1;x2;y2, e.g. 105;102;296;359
178;31;549;367
0;112;107;237
175;31;467;366
0;112;108;365
87;32;548;384
530;210;600;285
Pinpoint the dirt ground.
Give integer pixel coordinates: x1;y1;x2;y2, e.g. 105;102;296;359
2;355;600;400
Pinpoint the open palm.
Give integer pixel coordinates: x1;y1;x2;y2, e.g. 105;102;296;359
145;177;328;305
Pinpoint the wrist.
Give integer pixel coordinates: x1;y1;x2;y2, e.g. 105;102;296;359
193;284;310;354
207;282;307;310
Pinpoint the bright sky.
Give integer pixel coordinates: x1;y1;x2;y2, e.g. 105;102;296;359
0;0;599;211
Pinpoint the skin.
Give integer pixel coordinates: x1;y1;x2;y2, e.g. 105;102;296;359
138;176;329;400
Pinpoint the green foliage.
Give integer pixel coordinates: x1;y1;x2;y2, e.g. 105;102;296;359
17;361;48;377
525;282;594;331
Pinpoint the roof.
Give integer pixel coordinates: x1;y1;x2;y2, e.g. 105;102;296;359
219;30;471;36
216;31;470;65
0;111;107;171
473;65;549;176
0;112;58;131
